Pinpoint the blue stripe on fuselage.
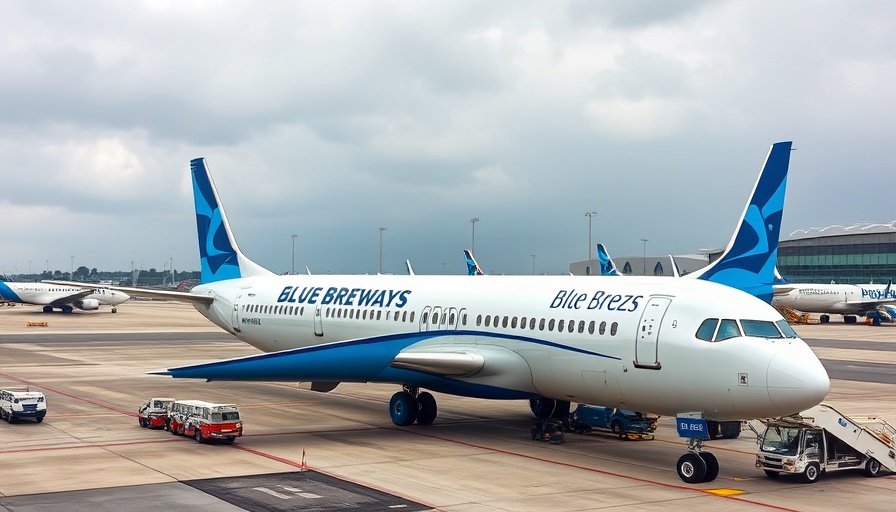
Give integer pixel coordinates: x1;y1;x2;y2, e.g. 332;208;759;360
157;330;620;398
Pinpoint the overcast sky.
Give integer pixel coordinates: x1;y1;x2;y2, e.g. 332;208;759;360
1;1;894;277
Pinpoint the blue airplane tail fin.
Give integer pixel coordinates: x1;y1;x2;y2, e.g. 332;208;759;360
688;141;793;303
191;158;274;284
596;243;620;276
463;250;484;275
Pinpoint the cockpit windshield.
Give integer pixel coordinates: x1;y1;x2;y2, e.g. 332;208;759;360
695;318;799;342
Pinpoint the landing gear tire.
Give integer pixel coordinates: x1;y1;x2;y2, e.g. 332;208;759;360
820;314;830;323
551;400;570;419
699;452;719;482
844;315;857;324
416;392;437;425
112;307;117;313
864;458;882;477
676;453;707;484
802;461;821;483
529;397;556;419
43;306;53;313
62;306;73;314
389;391;418;426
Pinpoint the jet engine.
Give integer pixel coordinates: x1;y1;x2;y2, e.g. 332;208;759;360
75;298;100;310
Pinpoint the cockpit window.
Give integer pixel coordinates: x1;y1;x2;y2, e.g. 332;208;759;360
776;319;799;338
741;319;784;338
696;318;718;341
716;319;741;341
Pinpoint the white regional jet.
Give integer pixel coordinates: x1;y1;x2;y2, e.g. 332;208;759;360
772;272;895;323
52;142;829;484
0;281;129;313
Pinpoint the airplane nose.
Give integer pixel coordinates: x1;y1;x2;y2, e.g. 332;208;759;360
766;346;830;415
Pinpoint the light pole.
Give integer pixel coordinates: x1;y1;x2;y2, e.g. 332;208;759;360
531;254;536;275
470;217;479;255
379;227;387;274
585;211;597;274
70;256;74;280
291;234;297;274
641;238;648;275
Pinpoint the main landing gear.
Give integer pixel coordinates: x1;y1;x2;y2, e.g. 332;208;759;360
389;386;438;426
529;397;571;419
676;437;719;483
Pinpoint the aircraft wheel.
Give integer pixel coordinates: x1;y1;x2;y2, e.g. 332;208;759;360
389;391;418;426
529;397;556;418
819;314;830;323
112;308;117;313
864;458;882;477
416;392;437;425
699;452;719;482
676;453;707;484
801;462;821;483
844;315;857;324
62;306;73;314
43;306;53;313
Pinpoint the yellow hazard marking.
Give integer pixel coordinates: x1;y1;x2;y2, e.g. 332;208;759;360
26;321;49;327
704;488;747;497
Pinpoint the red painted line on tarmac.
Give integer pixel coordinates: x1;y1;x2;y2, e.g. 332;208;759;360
0;438;184;455
0;372;137;416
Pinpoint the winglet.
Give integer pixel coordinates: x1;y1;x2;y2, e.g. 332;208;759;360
669;255;681;278
687;142;793;303
463;249;484;275
596;243;620;276
191;158;273;284
406;259;416;276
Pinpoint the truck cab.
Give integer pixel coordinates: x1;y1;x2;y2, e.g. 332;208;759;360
137;397;175;429
0;388;47;423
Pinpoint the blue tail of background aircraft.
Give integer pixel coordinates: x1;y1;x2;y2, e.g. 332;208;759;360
191;158;273;284
688;141;793;303
596;243;620;276
464;250;484;275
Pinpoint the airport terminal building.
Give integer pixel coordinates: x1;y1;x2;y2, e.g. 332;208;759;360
571;222;896;284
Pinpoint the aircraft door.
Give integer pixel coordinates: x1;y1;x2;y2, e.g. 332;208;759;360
419;306;432;332
314;303;324;337
634;296;671;370
230;293;242;333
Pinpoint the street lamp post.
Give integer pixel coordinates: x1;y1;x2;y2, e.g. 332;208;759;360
70;256;74;280
641;238;649;275
585;211;597;274
379;227;387;274
291;234;297;274
531;254;536;275
470;218;479;255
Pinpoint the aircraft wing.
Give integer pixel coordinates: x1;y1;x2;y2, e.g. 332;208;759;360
42;280;214;305
47;288;96;306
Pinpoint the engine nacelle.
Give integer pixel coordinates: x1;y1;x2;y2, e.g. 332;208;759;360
76;298;100;310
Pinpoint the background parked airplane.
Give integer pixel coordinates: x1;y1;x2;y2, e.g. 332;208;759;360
772;271;895;323
48;142;828;484
0;281;130;313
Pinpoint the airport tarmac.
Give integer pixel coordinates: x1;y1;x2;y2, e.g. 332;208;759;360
1;301;894;511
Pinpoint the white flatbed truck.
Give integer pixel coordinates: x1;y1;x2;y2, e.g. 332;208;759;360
756;402;896;483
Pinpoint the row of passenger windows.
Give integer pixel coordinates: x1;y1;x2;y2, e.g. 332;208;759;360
241;303;620;336
695;318;798;342
476;314;619;336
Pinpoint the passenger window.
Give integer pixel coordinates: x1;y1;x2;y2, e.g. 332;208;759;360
548;319;555;331
529;318;536;330
376;311;382;320
449;313;455;325
610;322;618;336
539;318;545;331
511;317;518;329
557;319;565;332
696;318;718;341
588;321;595;334
422;312;428;324
578;320;585;334
402;311;407;322
462;313;467;326
599;321;606;335
716;319;741;340
476;314;482;327
568;320;575;333
409;311;415;323
485;315;491;327
502;316;509;328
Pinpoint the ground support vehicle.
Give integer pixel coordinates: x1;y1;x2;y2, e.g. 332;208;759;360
0;388;47;423
137;397;175;429
167;400;242;444
568;404;658;440
756;402;896;483
531;418;565;444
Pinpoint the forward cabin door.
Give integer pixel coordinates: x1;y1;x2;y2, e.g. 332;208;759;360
634;296;671;370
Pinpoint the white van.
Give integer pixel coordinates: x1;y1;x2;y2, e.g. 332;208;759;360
0;388;47;423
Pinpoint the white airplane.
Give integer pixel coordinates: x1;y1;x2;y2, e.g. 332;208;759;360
772;271;895;323
0;281;130;313
50;141;829;484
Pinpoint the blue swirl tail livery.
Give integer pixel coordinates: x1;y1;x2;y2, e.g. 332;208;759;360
596;243;620;276
687;141;793;303
191;158;273;284
464;249;484;275
43;145;830;485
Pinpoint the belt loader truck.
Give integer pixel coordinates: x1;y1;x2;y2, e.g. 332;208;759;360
756;402;896;483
